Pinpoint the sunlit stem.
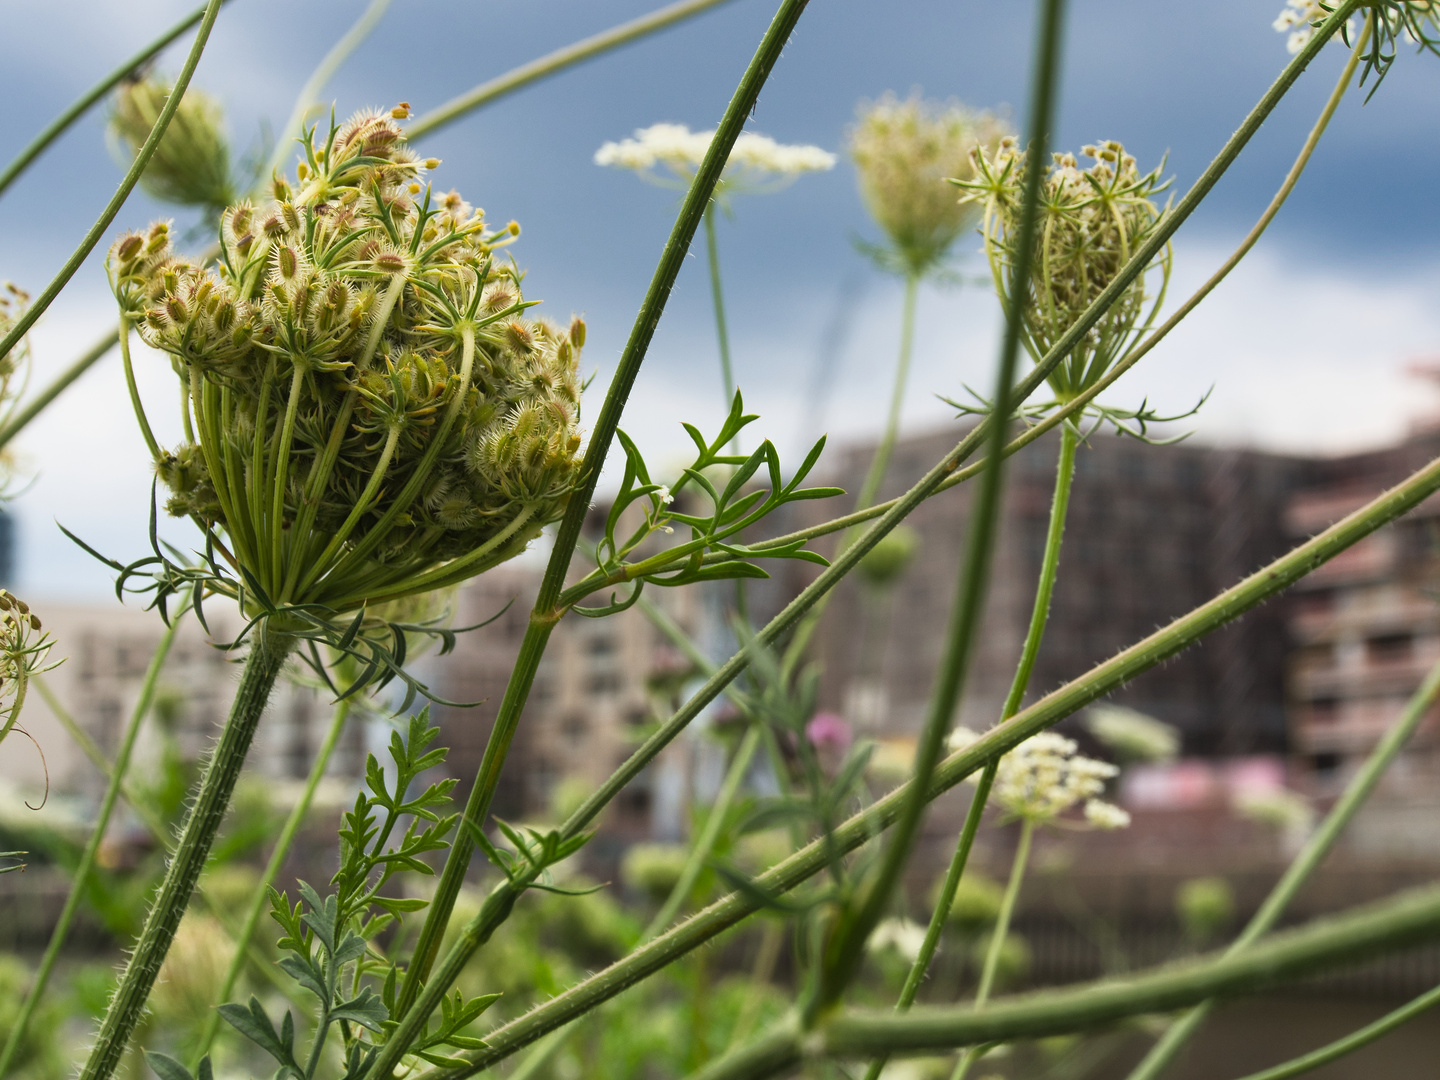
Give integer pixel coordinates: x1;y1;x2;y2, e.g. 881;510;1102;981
0;602;186;1077
119;317;160;462
950;816;1035;1080
704;202;737;416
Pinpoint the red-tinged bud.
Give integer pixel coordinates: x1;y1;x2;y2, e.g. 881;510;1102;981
276;245;299;280
117;234;144;262
568;316;586;349
373;250;406;275
235;232;254;256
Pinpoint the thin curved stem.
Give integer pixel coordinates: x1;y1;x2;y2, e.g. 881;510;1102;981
644;725;761;942
1228;982;1440;1080
391;0;814;1021
855;271;919;513
865;424;1077;1080
0;602;186;1077
120;320;161;463
408;0;739;140
265;0;391;180
0;2;224;200
705;203;736;413
0;0;225;365
77;628;293;1080
192;697;354;1064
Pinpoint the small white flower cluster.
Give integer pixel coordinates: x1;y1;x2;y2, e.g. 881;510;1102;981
1273;0;1351;53
867;916;927;963
595;123;835;195
948;728;1130;829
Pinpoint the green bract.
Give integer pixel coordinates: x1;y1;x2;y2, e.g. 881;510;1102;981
107;108;585;614
956;138;1171;402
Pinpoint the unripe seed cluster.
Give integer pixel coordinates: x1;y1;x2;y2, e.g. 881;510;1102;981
108;109;584;609
110;75;236;215
956;139;1171;401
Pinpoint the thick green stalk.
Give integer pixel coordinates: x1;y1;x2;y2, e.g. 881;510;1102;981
408;0;738;140
704;203;737;412
1229;982;1440;1080
0;2;223;199
1126;651;1440;1080
0;329;116;451
813;882;1440;1057
0;607;186;1076
645;726;761;942
434;443;1440;1077
192;697;353;1063
0;0;224;364
866;424;1077;1079
391;0;814;1020
950;818;1035;1080
814;0;1065;1008
265;0;391;180
77;629;293;1080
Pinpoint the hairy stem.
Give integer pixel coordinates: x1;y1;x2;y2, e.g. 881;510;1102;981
0;607;185;1074
390;0;814;1021
433;441;1440;1077
77;628;293;1080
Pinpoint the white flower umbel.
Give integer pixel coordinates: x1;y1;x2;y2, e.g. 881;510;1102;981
595;123;835;197
867;917;927;964
949;728;1126;829
1273;0;1353;53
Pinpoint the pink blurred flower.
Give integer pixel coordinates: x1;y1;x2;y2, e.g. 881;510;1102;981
805;712;853;755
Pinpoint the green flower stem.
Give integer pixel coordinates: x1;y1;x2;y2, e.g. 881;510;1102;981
645;725;762;942
866;423;1077;1078
78;628;293;1080
855;270;919;514
192;696;354;1064
705;203;737;413
0;328;116;451
814;0;1064;1009
558;0;1359;613
408;0;739;141
434;443;1440;1078
264;0;392;181
1125;650;1440;1080
813;882;1440;1058
1228;982;1440;1080
0;0;224;365
780;267;918;670
0;2;225;200
120;318;161;462
950;817;1035;1080
0;603;186;1078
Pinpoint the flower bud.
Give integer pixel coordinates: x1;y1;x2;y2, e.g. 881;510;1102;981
110;75;235;214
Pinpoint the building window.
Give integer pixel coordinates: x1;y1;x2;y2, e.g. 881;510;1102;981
1311;751;1342;777
1366;633;1412;664
586;670;622;696
1309;697;1339;723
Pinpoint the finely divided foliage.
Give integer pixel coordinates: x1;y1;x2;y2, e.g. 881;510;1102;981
5;2;1440;1080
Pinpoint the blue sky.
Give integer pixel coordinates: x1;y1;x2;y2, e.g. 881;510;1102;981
2;0;1439;598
